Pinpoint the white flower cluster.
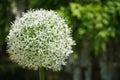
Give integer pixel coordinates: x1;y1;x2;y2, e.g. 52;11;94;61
7;9;75;71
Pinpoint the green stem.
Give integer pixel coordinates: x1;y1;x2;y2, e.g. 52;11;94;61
39;68;44;80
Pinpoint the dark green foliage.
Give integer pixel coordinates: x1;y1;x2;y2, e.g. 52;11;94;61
69;1;120;55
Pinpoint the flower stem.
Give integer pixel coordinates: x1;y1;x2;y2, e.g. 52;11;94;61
39;68;44;80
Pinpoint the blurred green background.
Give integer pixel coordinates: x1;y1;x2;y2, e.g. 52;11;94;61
0;0;120;80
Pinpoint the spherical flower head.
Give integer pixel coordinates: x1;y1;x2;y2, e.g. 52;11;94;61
6;9;75;71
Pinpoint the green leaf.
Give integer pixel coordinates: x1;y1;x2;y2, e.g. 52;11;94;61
101;42;106;52
78;28;86;35
70;3;83;19
98;30;108;38
74;53;78;59
96;23;103;29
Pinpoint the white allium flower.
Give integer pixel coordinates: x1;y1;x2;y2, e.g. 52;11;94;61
7;9;75;71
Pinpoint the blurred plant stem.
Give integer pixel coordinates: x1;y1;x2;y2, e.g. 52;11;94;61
39;68;44;80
